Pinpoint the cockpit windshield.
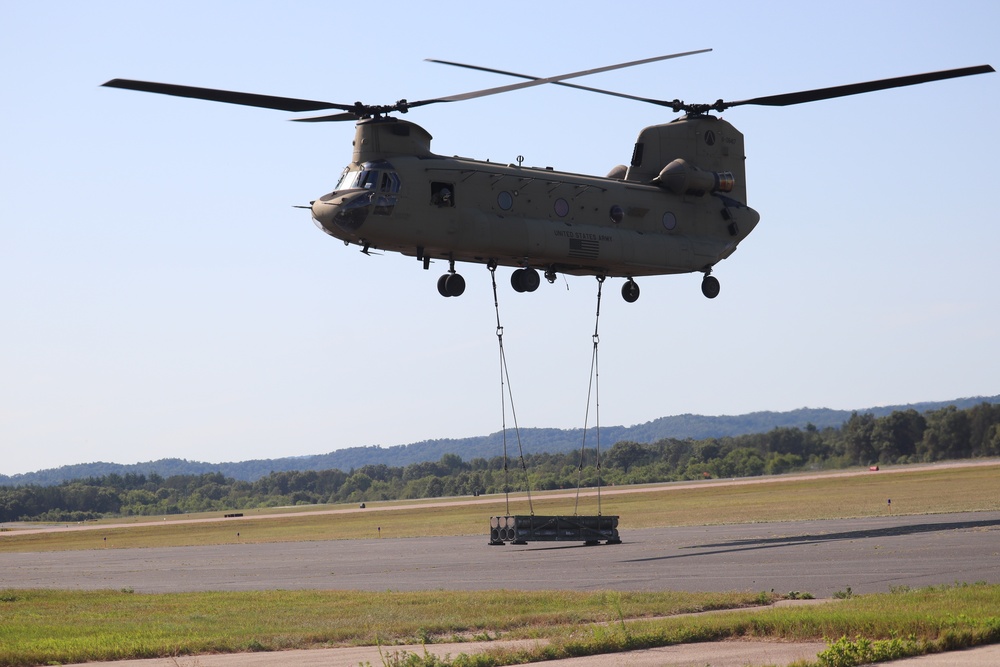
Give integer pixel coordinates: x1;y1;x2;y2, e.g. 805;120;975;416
334;160;400;194
333;167;354;192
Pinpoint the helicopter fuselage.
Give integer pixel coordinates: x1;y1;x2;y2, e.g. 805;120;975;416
311;116;760;298
102;58;992;300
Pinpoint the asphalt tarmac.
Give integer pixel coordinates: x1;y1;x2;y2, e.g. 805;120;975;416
5;511;999;666
3;511;999;596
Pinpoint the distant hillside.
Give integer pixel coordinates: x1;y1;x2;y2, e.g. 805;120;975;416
3;395;997;486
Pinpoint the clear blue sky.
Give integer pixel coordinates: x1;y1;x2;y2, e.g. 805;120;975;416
2;1;997;475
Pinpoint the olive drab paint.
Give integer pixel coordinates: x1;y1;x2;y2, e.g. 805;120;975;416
311;115;758;299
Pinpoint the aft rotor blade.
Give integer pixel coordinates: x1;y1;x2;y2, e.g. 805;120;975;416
426;58;691;108
419;49;712;106
102;79;352;113
724;65;995;109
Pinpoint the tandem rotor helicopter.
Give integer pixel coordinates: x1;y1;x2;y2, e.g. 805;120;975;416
104;51;993;303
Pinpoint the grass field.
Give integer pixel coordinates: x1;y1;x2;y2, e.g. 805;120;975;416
2;461;997;553
1;462;998;666
1;584;998;666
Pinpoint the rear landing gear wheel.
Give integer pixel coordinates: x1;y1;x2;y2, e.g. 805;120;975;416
437;273;466;297
511;267;541;293
701;275;720;299
621;279;640;303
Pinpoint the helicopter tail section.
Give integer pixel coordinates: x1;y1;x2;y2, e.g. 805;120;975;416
626;116;748;204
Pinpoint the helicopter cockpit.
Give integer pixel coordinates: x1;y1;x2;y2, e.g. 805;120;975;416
313;160;401;234
334;161;401;200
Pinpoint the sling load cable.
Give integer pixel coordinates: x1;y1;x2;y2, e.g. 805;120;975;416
488;263;534;517
574;276;605;517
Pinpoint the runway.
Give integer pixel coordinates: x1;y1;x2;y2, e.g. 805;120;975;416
3;511;999;597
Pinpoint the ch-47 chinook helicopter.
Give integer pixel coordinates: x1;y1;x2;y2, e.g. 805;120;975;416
104;52;993;302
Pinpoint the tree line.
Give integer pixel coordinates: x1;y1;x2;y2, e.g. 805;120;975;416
2;402;998;523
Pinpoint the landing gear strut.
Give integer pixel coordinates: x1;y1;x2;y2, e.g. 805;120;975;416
438;257;465;297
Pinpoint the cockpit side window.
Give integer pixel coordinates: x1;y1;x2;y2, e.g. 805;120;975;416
380;171;401;194
360;170;380;190
371;166;400;216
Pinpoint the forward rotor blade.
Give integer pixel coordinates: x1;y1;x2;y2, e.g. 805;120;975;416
426;59;687;108
724;65;995;109
104;51;710;122
420;49;712;106
102;79;351;113
292;111;363;123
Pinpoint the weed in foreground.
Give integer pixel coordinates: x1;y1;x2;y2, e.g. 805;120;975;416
786;591;815;600
832;586;853;599
816;635;923;667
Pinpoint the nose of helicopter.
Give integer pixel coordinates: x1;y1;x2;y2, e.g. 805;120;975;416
311;190;372;238
310;196;338;236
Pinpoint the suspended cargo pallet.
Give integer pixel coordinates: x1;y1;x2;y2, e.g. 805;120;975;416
490;515;621;546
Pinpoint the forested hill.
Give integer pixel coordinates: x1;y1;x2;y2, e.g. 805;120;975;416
4;396;997;486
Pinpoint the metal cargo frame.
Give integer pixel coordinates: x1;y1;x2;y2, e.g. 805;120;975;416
489;515;621;545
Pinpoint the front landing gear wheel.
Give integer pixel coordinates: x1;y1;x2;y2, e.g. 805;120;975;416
701;275;720;299
621;279;640;303
437;273;466;297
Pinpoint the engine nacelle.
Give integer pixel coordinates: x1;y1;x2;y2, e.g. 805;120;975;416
653;158;734;196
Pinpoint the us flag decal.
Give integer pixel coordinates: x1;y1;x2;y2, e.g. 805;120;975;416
568;238;599;259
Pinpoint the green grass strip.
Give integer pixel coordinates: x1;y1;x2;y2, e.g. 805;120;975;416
1;584;998;666
0;588;762;666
